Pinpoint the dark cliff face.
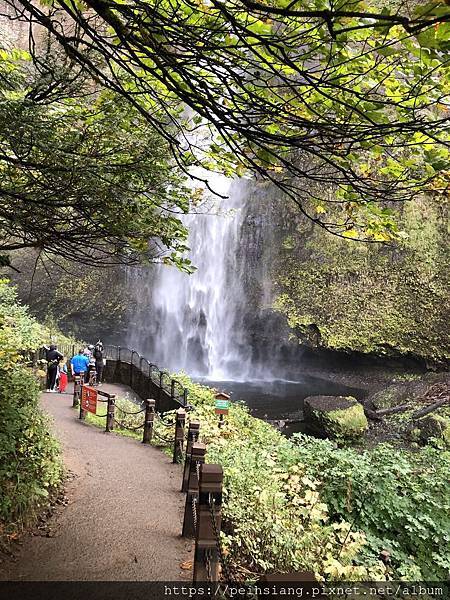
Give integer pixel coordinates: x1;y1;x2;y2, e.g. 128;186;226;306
275;198;449;367
228;181;449;371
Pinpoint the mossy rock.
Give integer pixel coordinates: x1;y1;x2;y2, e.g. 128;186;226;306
303;395;368;441
369;381;431;410
416;415;450;448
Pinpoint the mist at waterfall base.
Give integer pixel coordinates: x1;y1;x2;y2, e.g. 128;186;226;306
126;174;363;425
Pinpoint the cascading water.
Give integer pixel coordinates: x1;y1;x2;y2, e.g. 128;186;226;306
125;164;365;422
127;174;255;379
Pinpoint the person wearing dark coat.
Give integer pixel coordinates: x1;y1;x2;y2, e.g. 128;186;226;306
45;344;63;391
93;340;104;384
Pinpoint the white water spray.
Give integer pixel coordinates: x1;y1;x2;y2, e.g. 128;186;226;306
127;173;254;379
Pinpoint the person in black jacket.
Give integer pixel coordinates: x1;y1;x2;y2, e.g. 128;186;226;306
93;340;104;385
45;345;63;392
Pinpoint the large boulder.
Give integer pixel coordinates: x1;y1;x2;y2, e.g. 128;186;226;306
415;415;450;448
369;382;429;410
303;395;368;441
368;374;449;411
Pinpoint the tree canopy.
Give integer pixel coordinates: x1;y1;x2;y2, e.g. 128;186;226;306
3;0;449;240
0;46;192;270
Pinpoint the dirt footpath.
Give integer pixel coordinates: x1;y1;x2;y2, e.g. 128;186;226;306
0;387;192;581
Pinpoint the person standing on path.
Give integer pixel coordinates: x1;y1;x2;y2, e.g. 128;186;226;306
58;359;68;392
45;345;63;392
93;340;105;385
83;344;95;383
70;349;89;379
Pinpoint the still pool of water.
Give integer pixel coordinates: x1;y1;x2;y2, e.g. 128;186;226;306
196;375;364;435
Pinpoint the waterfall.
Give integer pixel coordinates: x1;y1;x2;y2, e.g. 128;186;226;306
126;175;255;380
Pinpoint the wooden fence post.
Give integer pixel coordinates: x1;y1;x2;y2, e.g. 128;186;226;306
106;394;115;432
255;574;321;599
182;442;206;538
173;407;186;464
130;350;135;387
73;374;82;407
182;421;200;492
79;379;86;420
142;399;156;444
193;464;223;583
88;368;97;387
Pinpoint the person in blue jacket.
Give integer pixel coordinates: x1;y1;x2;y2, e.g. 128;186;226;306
71;349;90;378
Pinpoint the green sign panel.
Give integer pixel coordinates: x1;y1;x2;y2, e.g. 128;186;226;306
215;399;230;410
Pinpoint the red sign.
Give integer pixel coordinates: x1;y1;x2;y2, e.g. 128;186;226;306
81;386;98;414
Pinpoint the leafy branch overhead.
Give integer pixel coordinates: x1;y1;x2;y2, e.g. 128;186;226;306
3;0;450;240
0;49;193;269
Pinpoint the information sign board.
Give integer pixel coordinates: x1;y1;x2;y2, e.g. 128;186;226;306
81;385;98;414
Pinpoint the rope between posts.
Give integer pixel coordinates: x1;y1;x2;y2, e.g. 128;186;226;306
115;419;144;431
115;405;146;416
152;430;175;443
96;413;108;418
205;548;213;583
191;495;198;530
157;413;175;427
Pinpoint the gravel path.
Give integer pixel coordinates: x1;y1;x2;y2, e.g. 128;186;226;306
0;386;192;581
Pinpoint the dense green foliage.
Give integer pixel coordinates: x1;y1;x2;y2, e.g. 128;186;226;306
273;195;449;364
290;437;450;580
175;375;450;580
0;280;63;537
0;48;192;270
10;255;131;343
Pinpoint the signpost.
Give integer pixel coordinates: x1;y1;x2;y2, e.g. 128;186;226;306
81;385;98;415
214;392;230;428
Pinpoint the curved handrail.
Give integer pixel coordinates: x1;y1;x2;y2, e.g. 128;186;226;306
104;345;188;407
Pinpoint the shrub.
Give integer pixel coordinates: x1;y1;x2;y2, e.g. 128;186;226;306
176;374;450;580
0;367;63;532
290;435;450;580
0;279;63;538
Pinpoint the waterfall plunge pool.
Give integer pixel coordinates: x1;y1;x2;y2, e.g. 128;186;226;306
195;375;365;436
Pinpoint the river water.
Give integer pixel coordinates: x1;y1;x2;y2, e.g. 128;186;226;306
197;376;363;435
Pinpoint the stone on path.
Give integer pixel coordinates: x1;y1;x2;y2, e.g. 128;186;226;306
0;384;191;581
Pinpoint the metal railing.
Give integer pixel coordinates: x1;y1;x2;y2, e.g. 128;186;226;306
103;345;188;408
36;343;188;410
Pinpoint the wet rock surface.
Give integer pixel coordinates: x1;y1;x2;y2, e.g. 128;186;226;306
303;395;368;441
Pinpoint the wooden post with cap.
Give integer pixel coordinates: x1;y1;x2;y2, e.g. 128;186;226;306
173;407;186;464
182;442;206;538
73;374;83;408
106;394;115;432
193;464;223;583
78;379;86;420
142;399;156;444
182;420;200;491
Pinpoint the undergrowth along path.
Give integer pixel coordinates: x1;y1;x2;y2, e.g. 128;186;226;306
0;386;191;581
